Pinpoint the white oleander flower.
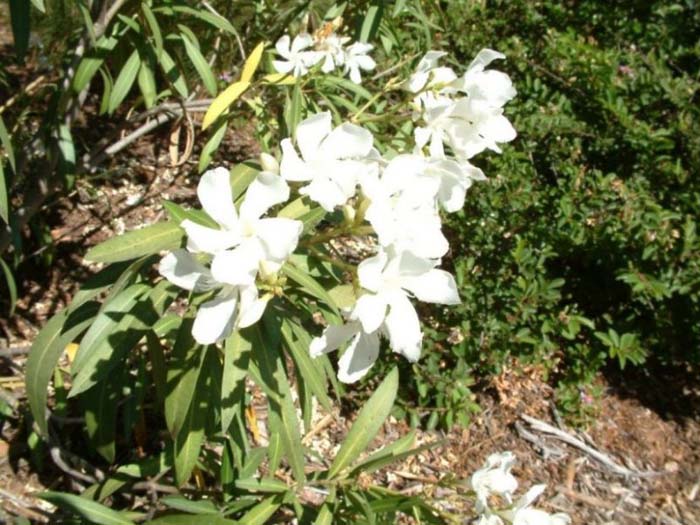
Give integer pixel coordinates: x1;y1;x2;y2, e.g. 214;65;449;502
310;249;459;382
453;48;517;110
343;42;376;84
273;34;322;77
505;485;571;525
362;160;449;258
379;153;486;213
407;50;459;110
158;249;268;344
317;32;350;73
280;112;377;211
471;452;519;513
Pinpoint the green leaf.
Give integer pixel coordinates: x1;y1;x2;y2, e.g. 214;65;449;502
284;81;303;137
328;367;398;478
248;316;305;484
348;431;440;477
283;262;340;318
165;319;205;438
70;282;175;396
83;367;124;462
234;477;288;493
159;49;189;98
0;161;7;225
137;57;157;109
281;319;331;412
0;116;16;173
141;2;163;56
181;32;217;97
148;515;237;525
173;348;213;486
234;495;282;525
0;258;17;315
108;49;142;113
160;496;219;514
73;35;120;92
198;120;227;173
39;491;135;525
84;221;183;264
70;261;133;310
359;4;384;43
162;201;217;228
221;330;251;433
230;162;259;200
31;0;46;13
9;0;31;59
26;302;99;436
168;6;240;36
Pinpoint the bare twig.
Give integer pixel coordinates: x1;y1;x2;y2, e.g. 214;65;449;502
520;414;664;478
49;446;99;485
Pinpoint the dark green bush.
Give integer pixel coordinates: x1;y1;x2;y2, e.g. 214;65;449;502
397;0;700;425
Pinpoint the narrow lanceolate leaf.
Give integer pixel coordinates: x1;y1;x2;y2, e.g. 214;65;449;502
83;368;124;462
159;49;188;98
230;162;259;200
147;515;238;525
73;35;120;92
31;0;46;13
71;284;149;376
281;319;331;412
108;49;141;113
0;161;8;224
9;0;30;59
262;73;296;85
348;430;419;476
249;317;305;483
39;491;135;525
181;33;217;96
173;347;213;486
240;41;266;83
137;58;157;109
84;221;183;263
0;116;16;173
141;2;163;56
201;81;250;130
283;262;341;317
165;319;206;438
221;330;251;433
198;120;227;173
328;367;399;478
235;495;282;525
26;302;98;436
160;495;218;514
70;281;176;397
0;258;16;315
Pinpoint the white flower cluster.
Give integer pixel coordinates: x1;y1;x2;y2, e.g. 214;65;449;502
158;166;302;345
471;452;571;525
307;49;516;382
273;32;376;84
158;49;516;382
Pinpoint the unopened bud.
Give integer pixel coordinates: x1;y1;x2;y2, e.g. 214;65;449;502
260;152;279;174
342;204;356;224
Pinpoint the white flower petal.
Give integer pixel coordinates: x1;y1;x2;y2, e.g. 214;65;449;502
192;289;238;344
337;331;380;383
351;293;388;334
467;48;506;74
237;285;269;328
182;220;240;253
197;167;238;230
255;218;302;262
402;269;460;305
385;293;422;361
275;35;291;58
239;172;290;221
291;33;313;54
358;250;388;292
300;175;350;211
210;241;263;285
280;138;314;182
158;249;217;292
309;322;361;357
321;123;374;160
296;112;332;162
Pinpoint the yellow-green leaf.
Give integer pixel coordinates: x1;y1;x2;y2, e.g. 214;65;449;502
240;41;266;83
202;81;250;130
262;73;296;85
